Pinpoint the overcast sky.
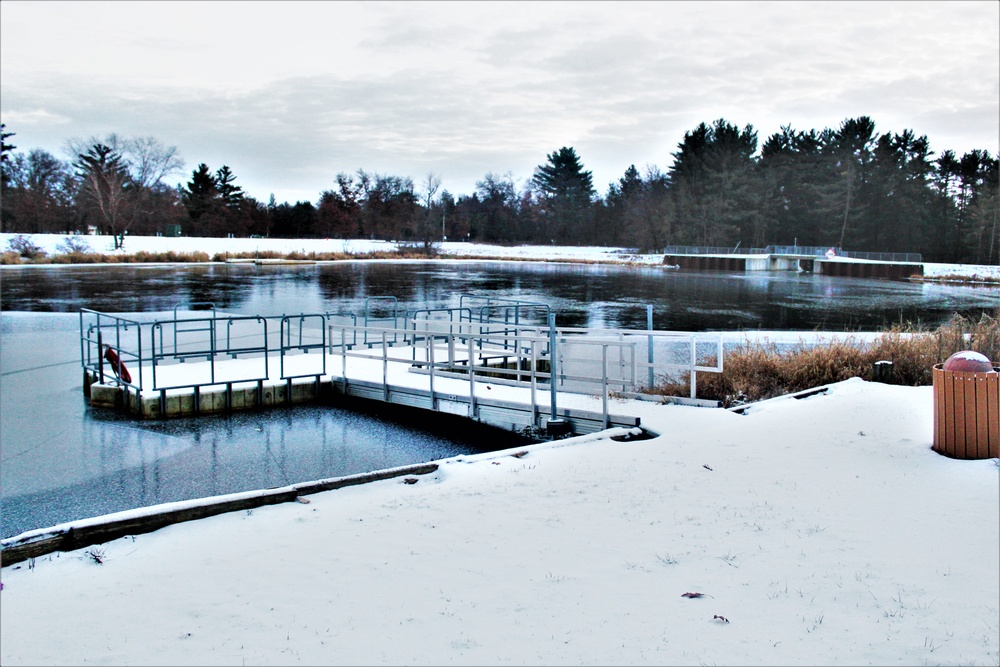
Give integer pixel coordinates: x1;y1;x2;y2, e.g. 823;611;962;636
2;1;997;205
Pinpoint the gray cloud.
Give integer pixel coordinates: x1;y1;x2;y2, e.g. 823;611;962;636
2;1;996;204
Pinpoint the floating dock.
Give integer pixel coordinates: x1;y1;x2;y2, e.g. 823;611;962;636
86;350;643;437
81;305;726;438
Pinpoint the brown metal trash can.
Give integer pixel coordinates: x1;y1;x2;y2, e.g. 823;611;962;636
932;364;1000;459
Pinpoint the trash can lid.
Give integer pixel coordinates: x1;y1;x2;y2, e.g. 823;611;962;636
942;350;994;373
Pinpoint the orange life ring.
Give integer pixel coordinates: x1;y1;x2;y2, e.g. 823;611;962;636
104;346;133;384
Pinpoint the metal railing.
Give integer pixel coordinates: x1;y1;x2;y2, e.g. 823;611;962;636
150;315;272;416
763;245;837;257
458;295;551;325
82;303;725;424
80;309;143;393
662;245;767;255
661;245;922;263
835;250;922;262
280;314;327;380
326;319;722;427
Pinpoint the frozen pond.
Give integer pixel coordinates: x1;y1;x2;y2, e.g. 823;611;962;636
2;261;998;538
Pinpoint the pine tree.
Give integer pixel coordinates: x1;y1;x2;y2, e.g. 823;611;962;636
0;123;15;184
827;116;878;248
532;147;595;243
182;163;221;227
215;165;244;210
667;119;760;247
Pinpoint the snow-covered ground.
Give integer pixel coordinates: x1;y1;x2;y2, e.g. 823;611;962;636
1;233;998;665
1;377;997;666
3;232;998;277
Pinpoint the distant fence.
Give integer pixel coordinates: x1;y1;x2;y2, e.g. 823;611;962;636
660;245;921;262
835;250;923;263
766;245;841;257
661;245;767;255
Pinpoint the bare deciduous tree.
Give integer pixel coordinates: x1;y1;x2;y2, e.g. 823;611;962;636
422;172;441;210
73;143;132;249
68;134;183;248
419;172;443;249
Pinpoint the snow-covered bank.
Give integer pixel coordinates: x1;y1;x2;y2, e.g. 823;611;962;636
0;233;664;266
1;378;997;666
4;232;998;277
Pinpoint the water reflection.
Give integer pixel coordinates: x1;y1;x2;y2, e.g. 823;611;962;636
3;262;997;330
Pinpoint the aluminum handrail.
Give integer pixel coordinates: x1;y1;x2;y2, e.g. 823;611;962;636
83;306;726;424
149;315;270;391
280;314;327;381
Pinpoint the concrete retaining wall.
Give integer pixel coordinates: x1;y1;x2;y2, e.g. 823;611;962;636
1;463;440;567
817;260;923;280
663;253;924;281
663;255;747;271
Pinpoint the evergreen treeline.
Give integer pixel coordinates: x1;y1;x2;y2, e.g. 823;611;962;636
1;117;997;263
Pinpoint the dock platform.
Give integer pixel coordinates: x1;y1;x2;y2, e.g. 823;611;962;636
81;306;726;438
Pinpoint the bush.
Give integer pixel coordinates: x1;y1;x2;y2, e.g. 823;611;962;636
49;252;111;264
396;240;439;257
6;235;47;260
56;236;93;254
129;251;210;263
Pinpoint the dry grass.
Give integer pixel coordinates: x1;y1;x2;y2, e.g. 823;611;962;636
212;248;443;261
654;310;1000;406
7;250;213;264
4;248;439;264
213;250;285;261
5;245;659;268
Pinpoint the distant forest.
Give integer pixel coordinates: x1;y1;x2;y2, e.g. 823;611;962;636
1;116;997;264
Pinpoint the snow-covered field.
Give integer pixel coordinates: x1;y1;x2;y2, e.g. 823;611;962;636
1;233;998;665
3;232;999;278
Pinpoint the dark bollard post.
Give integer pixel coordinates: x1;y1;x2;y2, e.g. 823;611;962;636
872;360;893;383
